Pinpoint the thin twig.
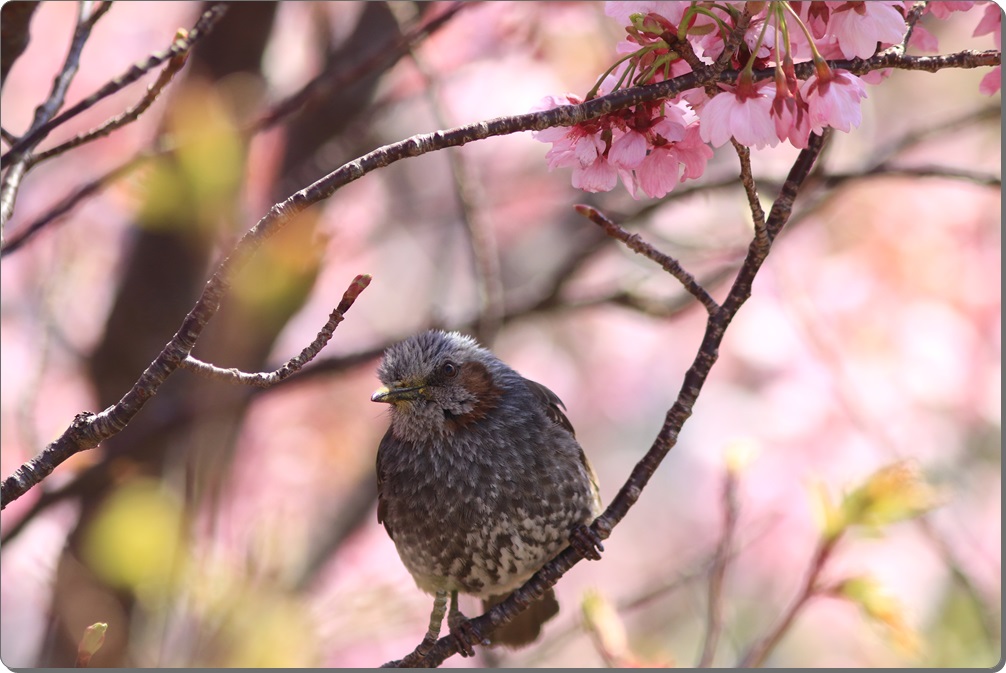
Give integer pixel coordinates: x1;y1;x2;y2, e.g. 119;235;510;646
0;1;463;257
29;32;191;166
251;1;467;132
575;205;720;315
0;153;147;255
407;42;504;345
0;271;371;509
895;1;930;56
180;274;372;387
0;3;227;169
0;1;113;232
737;536;841;667
730;139;768;244
697;467;741;667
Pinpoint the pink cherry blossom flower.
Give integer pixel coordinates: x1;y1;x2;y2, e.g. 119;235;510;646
699;80;778;149
926;1;976;20
907;23;939;53
973;2;1001;95
827;1;907;60
673;124;714;181
771;69;812;149
572;155;619;193
636;125;712;198
532;94;620;193
978;67;1001;95
801;67;868;134
608;129;648;170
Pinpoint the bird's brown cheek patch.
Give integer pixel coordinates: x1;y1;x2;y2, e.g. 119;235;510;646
447;361;502;430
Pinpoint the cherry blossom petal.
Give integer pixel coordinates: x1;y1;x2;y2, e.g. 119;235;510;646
609;130;648;170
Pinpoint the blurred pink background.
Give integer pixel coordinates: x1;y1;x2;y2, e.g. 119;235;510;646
0;2;1000;667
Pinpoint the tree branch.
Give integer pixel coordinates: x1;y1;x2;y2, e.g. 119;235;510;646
0;272;370;509
0;1;113;233
28;32;191;166
0;1;464;257
0;3;227;169
697;466;741;667
179;274;371;387
574;205;720;315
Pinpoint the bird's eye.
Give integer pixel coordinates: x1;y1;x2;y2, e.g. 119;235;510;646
441;362;459;378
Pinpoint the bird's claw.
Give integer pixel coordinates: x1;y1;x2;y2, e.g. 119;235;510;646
448;617;487;657
569;523;604;561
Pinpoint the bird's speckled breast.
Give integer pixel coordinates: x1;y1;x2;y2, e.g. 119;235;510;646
379;410;598;598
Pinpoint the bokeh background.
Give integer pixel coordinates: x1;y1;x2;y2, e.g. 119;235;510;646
0;1;1000;667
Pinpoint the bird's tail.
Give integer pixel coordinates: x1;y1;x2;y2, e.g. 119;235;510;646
482;587;560;648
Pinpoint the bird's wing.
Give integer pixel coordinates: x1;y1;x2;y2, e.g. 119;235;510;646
523;376;602;511
375;427;396;538
522;377;576;437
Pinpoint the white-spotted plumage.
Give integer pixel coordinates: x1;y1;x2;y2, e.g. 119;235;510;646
373;330;600;647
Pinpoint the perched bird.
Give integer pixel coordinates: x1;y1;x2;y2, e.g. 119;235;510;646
372;330;602;658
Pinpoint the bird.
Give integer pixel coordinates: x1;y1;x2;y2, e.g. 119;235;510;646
371;329;602;660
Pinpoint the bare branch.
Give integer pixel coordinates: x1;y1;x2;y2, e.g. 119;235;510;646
0;1;113;233
180;274;372;387
0;1;464;257
408;43;505;346
737;536;840;667
731;139;768;245
29;33;190;166
697;466;741;667
0;3;227;169
252;2;467;132
0;153;147;256
575;205;720;315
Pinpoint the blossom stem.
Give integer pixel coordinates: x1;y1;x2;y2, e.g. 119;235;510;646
781;0;827;64
587;49;650;100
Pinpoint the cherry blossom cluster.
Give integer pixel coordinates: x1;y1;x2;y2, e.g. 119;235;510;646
533;1;1001;198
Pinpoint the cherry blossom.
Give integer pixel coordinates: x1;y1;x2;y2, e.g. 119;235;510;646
802;67;868;134
533;1;998;197
973;2;1002;95
827;1;907;60
699;79;779;149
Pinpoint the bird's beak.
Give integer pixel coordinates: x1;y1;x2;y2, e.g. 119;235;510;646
371;383;426;404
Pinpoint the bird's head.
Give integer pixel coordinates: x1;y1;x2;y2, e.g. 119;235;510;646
372;330;507;440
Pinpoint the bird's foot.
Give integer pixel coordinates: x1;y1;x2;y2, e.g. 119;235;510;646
448;612;488;657
569;523;604;561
